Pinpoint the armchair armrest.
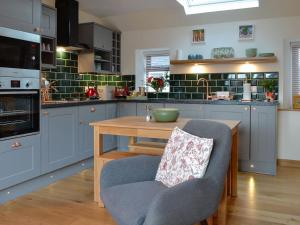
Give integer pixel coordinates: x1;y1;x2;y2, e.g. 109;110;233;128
100;155;161;190
144;178;222;225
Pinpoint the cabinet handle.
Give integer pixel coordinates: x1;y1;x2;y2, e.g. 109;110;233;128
90;107;96;112
43;111;49;116
79;120;84;125
11;142;22;149
34;27;40;32
244;107;249;111
252;107;257;111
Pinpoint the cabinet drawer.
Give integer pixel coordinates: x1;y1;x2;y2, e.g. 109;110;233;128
0;135;41;190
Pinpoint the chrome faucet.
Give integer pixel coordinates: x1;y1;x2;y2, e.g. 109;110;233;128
197;78;211;100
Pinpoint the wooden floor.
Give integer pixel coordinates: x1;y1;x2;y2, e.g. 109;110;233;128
0;166;300;225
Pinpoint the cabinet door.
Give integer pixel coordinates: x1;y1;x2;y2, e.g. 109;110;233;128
0;135;40;190
250;106;277;175
117;103;137;150
165;103;205;119
104;103;117;151
0;0;41;34
204;105;251;161
94;24;113;51
78;105;106;160
41;107;78;174
41;4;56;38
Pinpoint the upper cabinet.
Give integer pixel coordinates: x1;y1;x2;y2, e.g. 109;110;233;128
41;4;56;38
0;0;41;34
79;23;113;51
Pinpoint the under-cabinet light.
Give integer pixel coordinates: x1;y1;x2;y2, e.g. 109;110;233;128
176;0;259;15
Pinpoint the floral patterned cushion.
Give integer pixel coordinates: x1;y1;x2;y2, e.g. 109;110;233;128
155;127;214;187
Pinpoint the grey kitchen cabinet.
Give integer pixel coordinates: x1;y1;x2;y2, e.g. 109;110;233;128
165;103;206;119
249;106;277;175
0;0;41;34
41;107;78;174
0;134;41;190
204;105;251;162
79;23;113;51
104;103;117;151
117;102;137;150
78;105;106;160
41;4;56;38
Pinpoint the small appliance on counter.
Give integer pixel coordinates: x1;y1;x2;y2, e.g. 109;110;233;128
85;84;98;99
114;86;130;99
211;91;233;101
97;86;114;100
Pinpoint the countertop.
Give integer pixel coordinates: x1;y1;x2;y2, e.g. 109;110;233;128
41;99;279;109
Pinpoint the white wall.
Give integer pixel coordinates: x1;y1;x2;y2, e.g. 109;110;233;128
278;111;300;160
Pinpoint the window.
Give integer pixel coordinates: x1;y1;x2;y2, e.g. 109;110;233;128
176;0;259;15
144;52;170;92
291;42;300;99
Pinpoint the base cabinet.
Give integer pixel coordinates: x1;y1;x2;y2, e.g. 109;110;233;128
78;105;106;160
117;103;137;150
41;107;78;174
165;103;205;119
104;104;117;151
248;106;277;175
0;135;41;190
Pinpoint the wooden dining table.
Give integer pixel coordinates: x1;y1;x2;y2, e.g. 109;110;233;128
90;116;240;225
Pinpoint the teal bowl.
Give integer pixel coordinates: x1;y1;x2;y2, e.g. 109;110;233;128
152;108;179;122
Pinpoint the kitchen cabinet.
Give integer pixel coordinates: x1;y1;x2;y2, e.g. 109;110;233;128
104;103;117;151
0;0;41;34
78;105;106;160
0;134;40;190
79;23;113;51
41;4;56;38
41;107;78;174
117;103;137;150
165;103;206;119
204;105;251;161
249;106;277;175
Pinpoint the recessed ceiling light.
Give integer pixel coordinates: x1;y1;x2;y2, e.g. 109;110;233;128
176;0;259;15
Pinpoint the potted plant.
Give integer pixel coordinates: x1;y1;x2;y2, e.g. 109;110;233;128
261;80;277;102
146;73;169;93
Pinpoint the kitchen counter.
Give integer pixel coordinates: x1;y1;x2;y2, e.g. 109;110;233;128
41;99;279;109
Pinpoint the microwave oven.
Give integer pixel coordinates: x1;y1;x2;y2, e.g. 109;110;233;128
0;27;40;77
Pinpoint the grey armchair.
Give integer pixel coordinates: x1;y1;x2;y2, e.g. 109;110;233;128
100;120;232;225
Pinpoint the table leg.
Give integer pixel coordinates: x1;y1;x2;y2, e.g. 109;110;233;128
217;177;228;225
94;128;104;206
231;131;238;197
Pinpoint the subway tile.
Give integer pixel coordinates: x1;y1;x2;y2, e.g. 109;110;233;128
265;72;279;79
186;87;197;92
180;93;191;99
174;87;185;92
157;93;169;99
180;81;192;86
186;74;198;80
192;93;203;99
231;80;243;86
251;80;258;86
210;74;222;80
210;87;223;92
71;54;78;61
173;74;185;80
251;73;264;79
66;60;76;67
217;80;225;86
208;80;217;86
236;87;244;93
198;74;209;79
223;74;236;79
169;80;180;86
237;73;249;79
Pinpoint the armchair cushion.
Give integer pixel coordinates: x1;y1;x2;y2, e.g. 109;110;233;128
155;127;214;187
102;181;167;225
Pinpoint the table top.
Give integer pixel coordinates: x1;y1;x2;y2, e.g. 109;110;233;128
90;116;240;131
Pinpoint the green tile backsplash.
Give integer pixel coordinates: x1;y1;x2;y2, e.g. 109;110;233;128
42;52;135;100
42;52;278;101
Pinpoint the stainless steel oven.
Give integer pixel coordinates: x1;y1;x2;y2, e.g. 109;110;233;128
0;77;40;140
0;27;40;77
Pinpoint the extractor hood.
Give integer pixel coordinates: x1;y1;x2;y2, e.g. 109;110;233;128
55;0;87;51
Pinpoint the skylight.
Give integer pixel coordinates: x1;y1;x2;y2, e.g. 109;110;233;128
176;0;259;15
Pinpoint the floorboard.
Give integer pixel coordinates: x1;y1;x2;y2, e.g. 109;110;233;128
0;167;299;225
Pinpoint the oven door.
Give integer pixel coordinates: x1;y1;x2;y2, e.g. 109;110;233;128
0;27;40;71
0;90;40;140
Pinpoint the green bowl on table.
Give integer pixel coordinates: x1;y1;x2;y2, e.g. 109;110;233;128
152;108;180;122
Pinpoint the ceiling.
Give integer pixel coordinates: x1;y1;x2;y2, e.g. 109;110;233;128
76;0;300;31
77;0;181;18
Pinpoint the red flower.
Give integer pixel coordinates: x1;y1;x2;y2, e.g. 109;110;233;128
157;78;164;87
147;76;153;83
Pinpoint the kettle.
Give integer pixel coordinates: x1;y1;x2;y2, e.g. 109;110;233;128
86;85;98;99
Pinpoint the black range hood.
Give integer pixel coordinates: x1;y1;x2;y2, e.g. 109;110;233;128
55;0;87;51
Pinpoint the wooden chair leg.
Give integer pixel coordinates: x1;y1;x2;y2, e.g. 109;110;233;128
200;220;208;225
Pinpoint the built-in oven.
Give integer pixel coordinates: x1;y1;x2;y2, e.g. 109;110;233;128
0;27;40;77
0;77;40;140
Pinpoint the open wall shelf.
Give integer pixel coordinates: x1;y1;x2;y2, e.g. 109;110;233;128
170;56;277;65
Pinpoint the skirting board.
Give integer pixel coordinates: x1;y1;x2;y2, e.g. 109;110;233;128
0;158;93;204
277;159;300;168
